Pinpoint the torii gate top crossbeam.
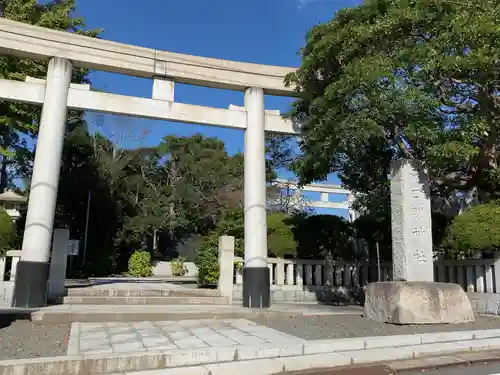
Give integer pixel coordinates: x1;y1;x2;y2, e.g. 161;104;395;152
0;18;298;96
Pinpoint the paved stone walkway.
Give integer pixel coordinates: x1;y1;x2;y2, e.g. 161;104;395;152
69;319;305;355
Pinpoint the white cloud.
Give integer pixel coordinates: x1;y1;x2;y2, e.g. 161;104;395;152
297;0;333;11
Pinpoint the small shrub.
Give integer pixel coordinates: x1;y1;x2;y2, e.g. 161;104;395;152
128;250;153;277
171;257;188;276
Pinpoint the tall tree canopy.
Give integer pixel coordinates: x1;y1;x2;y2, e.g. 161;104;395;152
54;130;251;275
286;0;500;213
119;134;245;251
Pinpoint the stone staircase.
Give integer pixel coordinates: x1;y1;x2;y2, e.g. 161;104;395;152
58;295;227;305
50;282;229;306
55;288;228;305
27;281;239;322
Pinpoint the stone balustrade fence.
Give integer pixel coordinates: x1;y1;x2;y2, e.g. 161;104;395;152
3;237;497;305
232;256;500;294
211;236;500;304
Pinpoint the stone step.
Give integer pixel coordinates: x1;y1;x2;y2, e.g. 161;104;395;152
65;287;220;297
57;295;229;305
30;304;310;323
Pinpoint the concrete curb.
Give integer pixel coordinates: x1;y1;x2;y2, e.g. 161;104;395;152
276;352;500;375
67;322;80;356
387;350;500;373
3;329;500;375
103;350;500;375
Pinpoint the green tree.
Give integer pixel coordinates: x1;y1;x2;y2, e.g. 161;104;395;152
0;0;101;192
292;214;356;260
57;131;249;276
114;134;245;262
157;134;244;235
56;127;124;276
442;202;500;259
267;212;296;258
116;146;173;253
286;0;500;211
265;134;297;178
353;214;391;262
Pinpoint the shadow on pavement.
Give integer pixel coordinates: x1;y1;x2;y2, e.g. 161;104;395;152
0;307;35;329
304;285;366;306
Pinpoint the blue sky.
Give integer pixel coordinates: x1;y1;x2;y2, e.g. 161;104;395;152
74;0;362;217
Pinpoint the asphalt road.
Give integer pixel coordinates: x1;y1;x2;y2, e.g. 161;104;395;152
403;362;500;375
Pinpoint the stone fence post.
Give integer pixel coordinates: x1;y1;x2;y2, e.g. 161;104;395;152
48;229;70;299
218;236;234;304
324;254;334;287
7;250;21;281
0;256;5;282
493;251;500;293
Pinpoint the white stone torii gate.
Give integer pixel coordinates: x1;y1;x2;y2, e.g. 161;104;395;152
0;18;299;308
273;179;358;221
0;18;434;309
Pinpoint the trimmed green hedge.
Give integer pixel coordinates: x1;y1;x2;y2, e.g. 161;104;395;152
442;202;500;258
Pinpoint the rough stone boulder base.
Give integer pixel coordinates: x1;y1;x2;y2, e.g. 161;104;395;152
364;281;475;324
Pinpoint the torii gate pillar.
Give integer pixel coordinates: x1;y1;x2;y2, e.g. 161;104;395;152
242;87;270;308
12;57;72;308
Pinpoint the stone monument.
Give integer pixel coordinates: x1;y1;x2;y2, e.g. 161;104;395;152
364;159;475;324
390;159;434;282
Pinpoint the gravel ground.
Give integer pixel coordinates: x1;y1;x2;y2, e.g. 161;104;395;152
0;321;69;360
251;314;500;340
3;312;500;360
